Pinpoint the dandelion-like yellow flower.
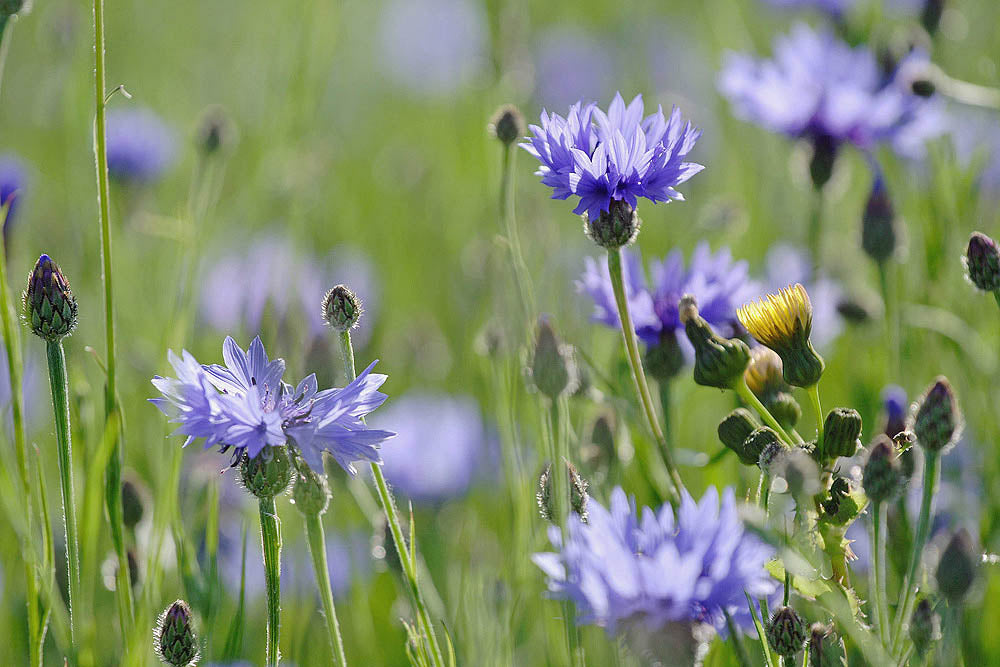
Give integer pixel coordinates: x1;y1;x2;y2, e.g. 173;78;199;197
737;284;824;387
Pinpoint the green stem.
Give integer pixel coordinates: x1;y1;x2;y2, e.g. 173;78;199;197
658;379;673;447
808;187;824;272
45;340;80;644
259;496;282;667
891;452;939;656
549;397;581;664
93;0;134;636
499;142;534;324
606;247;684;502
734;379;795;445
304;512;348;667
724;608;752;667
807;384;824;456
871;500;888;647
337;331;444;667
878;261;900;382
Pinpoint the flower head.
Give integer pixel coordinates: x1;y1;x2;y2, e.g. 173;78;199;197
533;486;777;636
23;253;78;342
522;93;704;221
738;283;824;387
106;107;176;183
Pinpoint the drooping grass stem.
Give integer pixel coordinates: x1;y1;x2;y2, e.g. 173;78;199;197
303;511;348;667
337;330;445;667
258;496;282;667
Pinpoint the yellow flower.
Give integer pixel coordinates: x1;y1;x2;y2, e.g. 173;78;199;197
737;284;824;387
744;347;785;397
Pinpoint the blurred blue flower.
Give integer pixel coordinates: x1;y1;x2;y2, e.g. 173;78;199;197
763;244;842;349
533;486;777;635
534;26;617;110
375;0;488;98
106;107;176;183
369;393;489;504
718;24;944;159
760;0;853;13
578;249;658;334
150;336;394;473
522;93;704;220
0;153;27;227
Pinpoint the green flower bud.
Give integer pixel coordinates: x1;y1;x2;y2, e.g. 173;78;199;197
536;461;589;523
921;0;944;35
155;599;200;667
239;446;294;500
823;408;863;460
766;605;808;659
964;232;1000;293
935;529;977;604
0;0;25;17
584;199;639;249
581;413;616;473
22;253;78;342
122;477;147;530
909;597;941;657
809;134;838;190
861;177;897;264
680;295;750;390
808;623;846;667
291;459;330;516
768;391;802;431
862;435;904;504
195;104;236;157
322;284;362;332
911;377;962;454
718;408;760;466
643;331;685;381
489;104;525;146
745;426;783;470
530;316;576;400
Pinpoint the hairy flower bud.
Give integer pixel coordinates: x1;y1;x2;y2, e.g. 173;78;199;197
680;295;751;389
585;199;639;249
809;134;838;190
155;599;199;667
531;316;576;400
862;435;903;503
746;427;783;470
643;331;685;381
489;104;525;146
766;605;808;658
718;408;760;466
861;177;897;263
196;104;236;156
23;253;78;342
291;459;330;516
964;232;1000;293
808;623;846;667
322;284;362;332
823;408;862;460
239;446;294;499
909;597;941;657
911;377;962;454
935;529;977;604
537;461;589;523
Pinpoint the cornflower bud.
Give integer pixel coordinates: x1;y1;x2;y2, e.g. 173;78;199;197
23;253;78;342
239;447;294;500
680;295;751;390
935;529;977;604
861;176;897;263
910;377;962;454
862;435;904;504
585;199;639;250
155;600;200;667
921;0;945;35
909;597;941;657
530;316;576;400
737;284;824;388
488;104;525;146
122;478;147;530
643;331;685;381
322;284;362;332
717;408;760;466
536;462;589;523
963;232;1000;293
808;623;846;667
822;408;862;460
809;134;838;190
291;458;330;516
195;104;236;157
766;605;808;659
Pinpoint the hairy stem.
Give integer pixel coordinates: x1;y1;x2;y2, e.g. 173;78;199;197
304;511;347;667
259;496;282;667
734;379;796;445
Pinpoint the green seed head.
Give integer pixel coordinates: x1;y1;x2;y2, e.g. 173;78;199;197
155;599;199;667
23;253;78;342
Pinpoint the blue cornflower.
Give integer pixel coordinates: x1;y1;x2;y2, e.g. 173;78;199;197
151;336;394;474
0;153;26;227
718;24;943;159
106;107;176;183
533;486;777;636
522;93;704;221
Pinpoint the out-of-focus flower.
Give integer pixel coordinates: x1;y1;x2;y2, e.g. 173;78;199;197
375;0;488;98
0;153;27;228
150;336;394;474
369;393;490;504
763;244;842;349
718;24;944;160
106;107;176;183
533;486;777;635
534;26;616;110
521;92;704;221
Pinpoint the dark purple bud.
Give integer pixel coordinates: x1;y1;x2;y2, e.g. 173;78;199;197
23;253;79;342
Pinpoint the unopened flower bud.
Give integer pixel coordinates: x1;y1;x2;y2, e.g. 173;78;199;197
195;104;236;156
585;199;639;249
835;297;872;324
768;391;802;431
808;623;846;667
536;462;589;523
882;384;908;440
863;435;903;503
766;605;808;659
861;177;897;263
911;78;936;97
809;134;838;190
909;597;941;657
745;426;783;470
122;478;147;530
581;413;616;473
23;253;78;342
718;408;760;466
489;104;525;146
291;459;330;516
935;529;977;604
322;284;362;332
921;0;945;35
680;295;751;389
745;347;786;397
643;331;685;381
964;232;1000;293
823;408;862;460
239;446;294;499
911;377;962;454
530;316;576;400
155;599;200;667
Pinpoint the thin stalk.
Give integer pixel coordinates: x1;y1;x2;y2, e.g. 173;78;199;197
337;331;444;667
303;512;347;667
657;379;673;447
606;247;684;501
734;379;795;445
259;496;282;667
549;397;581;664
0;16;14;101
807;384;824;455
724;608;752;667
808;188;824;272
499;142;535;323
878;261;900;382
92;0;134;634
870;501;888;646
891;452;939;656
45;340;80;643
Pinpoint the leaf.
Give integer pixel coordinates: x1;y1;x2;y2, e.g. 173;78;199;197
766;556;833;599
745;591;776;667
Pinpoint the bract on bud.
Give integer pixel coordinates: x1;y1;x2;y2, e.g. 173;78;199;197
910;377;962;454
239;446;294;499
680;295;751;389
23;253;78;342
585;199;639;249
530;316;576;400
766;605;808;659
155;599;199;667
489;104;525;146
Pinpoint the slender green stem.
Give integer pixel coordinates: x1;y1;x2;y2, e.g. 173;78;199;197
259;496;282;667
734;379;795;445
0;16;13;102
499;142;535;324
891;452;939;656
807;384;824;455
724;608;752;667
549;397;581;664
870;501;888;646
606;247;684;501
45;340;80;643
92;0;134;636
878;261;901;382
657;379;673;447
808;187;824;272
337;330;444;667
304;512;348;667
